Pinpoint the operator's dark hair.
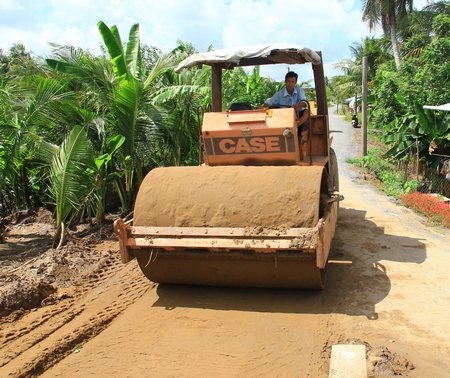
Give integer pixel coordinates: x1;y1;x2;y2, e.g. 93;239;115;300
285;71;298;82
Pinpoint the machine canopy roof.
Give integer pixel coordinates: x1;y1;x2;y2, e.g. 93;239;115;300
175;44;321;72
423;103;450;112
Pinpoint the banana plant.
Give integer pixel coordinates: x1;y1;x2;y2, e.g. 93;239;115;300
97;21;176;210
383;95;450;165
93;134;125;222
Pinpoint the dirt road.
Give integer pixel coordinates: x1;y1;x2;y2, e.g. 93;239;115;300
1;113;449;377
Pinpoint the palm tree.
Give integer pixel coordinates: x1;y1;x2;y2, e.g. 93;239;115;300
362;0;414;68
350;37;391;81
0;74;74;212
96;21;178;209
47;22;177;212
37;125;97;247
400;2;450;58
151;63;211;166
46;46;128;216
332;58;361;109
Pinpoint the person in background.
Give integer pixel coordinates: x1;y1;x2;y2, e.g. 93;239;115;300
351;114;359;128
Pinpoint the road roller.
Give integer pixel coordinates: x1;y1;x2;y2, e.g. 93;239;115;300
114;44;342;289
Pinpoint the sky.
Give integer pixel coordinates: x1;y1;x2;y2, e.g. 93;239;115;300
0;0;430;82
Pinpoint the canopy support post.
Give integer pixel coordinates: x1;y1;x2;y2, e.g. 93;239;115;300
211;65;222;112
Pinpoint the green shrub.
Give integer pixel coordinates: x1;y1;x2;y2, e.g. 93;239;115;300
347;148;409;198
403;179;419;194
380;171;403;197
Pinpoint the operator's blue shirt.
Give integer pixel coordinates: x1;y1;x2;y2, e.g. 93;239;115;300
265;85;307;108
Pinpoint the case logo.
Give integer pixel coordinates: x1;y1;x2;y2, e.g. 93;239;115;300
205;135;295;155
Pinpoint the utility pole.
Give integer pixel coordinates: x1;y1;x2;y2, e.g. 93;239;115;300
362;56;368;156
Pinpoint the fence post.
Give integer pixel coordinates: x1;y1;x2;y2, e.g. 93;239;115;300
416;137;419;183
362;57;368;157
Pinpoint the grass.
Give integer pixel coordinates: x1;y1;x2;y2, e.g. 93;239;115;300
347;147;418;198
345;114;449;228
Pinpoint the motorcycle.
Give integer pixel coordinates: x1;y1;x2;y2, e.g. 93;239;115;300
351;115;360;128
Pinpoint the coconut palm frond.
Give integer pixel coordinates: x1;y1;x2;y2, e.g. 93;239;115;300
143;52;176;91
50;125;95;229
23;77;73;127
151;85;207;105
34;137;59;164
403;47;424;59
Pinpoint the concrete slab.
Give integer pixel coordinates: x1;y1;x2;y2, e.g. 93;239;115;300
329;344;367;378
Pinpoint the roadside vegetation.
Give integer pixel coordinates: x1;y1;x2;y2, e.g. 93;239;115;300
347;148;416;198
401;192;450;227
0;1;449;241
330;1;450;227
0;22;277;246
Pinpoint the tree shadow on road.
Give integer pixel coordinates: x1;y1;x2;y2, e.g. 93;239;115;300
152;207;426;318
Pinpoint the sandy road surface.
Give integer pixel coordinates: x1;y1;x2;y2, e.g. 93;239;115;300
1;112;449;377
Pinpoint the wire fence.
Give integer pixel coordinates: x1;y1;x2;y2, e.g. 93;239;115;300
398;154;450;198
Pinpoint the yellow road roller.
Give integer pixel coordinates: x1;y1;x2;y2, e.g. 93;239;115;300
114;44;342;289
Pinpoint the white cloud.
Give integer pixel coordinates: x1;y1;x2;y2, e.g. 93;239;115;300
0;0;20;10
0;0;373;79
219;0;367;80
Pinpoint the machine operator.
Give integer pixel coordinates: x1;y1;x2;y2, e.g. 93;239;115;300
263;71;309;142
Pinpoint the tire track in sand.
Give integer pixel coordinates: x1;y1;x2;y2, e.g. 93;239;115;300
0;242;153;378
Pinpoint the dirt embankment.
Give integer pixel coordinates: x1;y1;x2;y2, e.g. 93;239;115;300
0;211;152;377
0;209;118;315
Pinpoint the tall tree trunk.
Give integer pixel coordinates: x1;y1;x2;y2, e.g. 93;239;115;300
95;184;106;225
390;22;401;68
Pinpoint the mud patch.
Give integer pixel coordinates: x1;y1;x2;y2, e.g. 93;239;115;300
367;345;415;376
1;279;56;311
0;216;117;316
322;338;415;376
0;238;150;377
